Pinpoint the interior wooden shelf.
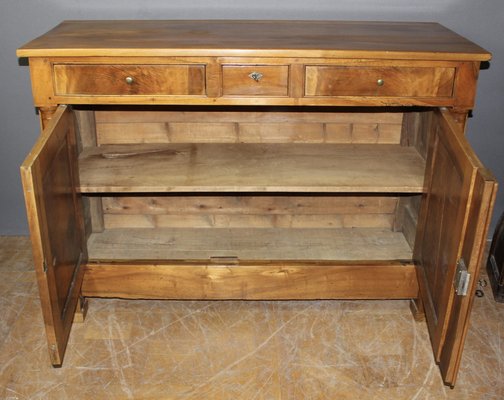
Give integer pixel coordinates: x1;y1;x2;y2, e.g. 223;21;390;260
78;143;426;193
87;227;413;261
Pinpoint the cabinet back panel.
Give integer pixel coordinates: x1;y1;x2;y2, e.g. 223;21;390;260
100;195;398;229
94;110;403;145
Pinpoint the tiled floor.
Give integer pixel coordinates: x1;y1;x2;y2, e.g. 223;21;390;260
0;236;503;399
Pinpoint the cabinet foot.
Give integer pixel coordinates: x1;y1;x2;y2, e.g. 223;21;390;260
73;296;88;323
409;297;425;322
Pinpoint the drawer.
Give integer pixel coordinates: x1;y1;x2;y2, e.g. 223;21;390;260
305;66;455;97
222;65;289;96
53;64;206;96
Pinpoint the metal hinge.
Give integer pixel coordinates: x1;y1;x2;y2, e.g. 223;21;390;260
43;256;57;274
454;258;471;296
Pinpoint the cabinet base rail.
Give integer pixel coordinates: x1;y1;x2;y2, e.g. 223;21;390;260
82;261;418;300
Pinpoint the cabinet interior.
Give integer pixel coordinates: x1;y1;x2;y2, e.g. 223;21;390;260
74;106;433;263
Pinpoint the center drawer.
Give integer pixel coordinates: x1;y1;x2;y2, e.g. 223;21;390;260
222;65;289;96
53;64;206;96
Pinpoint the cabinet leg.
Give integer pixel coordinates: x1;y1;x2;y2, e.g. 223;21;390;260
73;295;88;323
39;106;58;130
409;297;425;322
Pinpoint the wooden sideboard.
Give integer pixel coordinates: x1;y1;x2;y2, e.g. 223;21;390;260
17;20;496;386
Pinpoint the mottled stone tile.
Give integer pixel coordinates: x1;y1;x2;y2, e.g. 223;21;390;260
0;236;33;271
0;236;37;348
1;237;504;399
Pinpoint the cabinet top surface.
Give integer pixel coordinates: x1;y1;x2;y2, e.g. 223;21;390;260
17;20;490;60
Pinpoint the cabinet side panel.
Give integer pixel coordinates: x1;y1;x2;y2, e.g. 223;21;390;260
29;58;56;107
74;110;104;234
452;62;481;110
393;195;421;249
400;110;433;159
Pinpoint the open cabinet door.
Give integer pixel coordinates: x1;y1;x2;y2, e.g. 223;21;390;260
414;109;497;386
21;105;86;366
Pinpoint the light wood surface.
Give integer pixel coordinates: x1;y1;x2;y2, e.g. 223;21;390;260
78;143;426;193
17;20;491;60
86;227;413;261
102;212;396;229
82;261;418;300
100;195;399;229
94;109;404;145
102;195;398;215
95;109;405;124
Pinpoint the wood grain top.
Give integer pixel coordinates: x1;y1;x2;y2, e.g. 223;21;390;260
17;20;491;60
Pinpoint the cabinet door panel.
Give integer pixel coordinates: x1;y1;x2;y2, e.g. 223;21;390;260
20;105;85;366
439;169;496;385
414;109;496;385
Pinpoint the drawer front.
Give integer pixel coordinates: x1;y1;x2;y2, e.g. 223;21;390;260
222;65;289;96
305;66;455;97
53;64;206;96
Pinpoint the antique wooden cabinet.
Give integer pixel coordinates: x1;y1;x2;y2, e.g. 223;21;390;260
17;20;497;386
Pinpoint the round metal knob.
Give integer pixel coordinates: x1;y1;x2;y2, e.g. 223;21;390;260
377;78;385;86
125;76;134;85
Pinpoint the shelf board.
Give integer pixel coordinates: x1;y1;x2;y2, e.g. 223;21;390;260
78;143;425;193
87;227;413;261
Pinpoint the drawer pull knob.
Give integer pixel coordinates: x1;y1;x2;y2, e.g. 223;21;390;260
125;76;135;85
377;78;385;86
249;71;263;82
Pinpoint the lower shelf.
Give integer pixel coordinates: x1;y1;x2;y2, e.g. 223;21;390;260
83;227;417;300
87;227;413;261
